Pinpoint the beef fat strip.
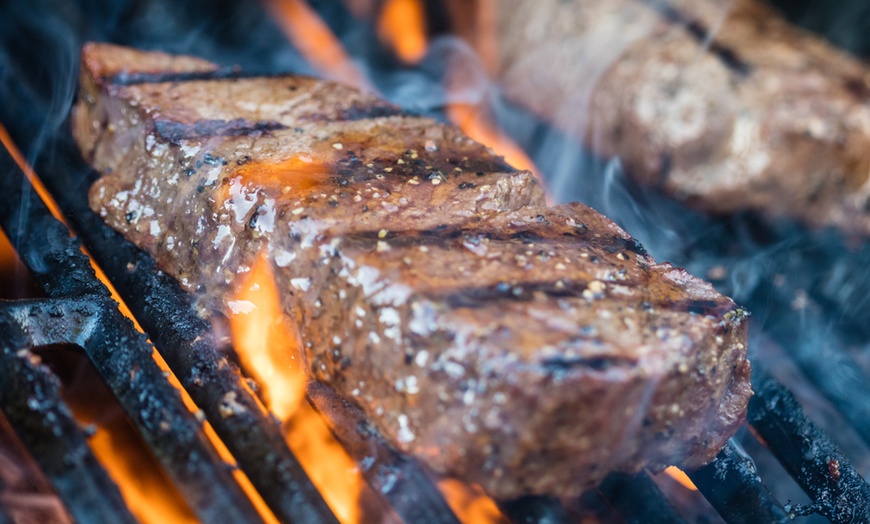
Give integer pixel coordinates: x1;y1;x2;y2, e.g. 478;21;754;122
457;0;870;236
73;43;751;498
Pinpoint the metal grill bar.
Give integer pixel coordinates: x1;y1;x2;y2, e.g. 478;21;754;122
0;149;265;524
0;342;135;524
689;440;790;523
598;472;689;524
498;495;573;523
748;366;870;523
307;381;460;524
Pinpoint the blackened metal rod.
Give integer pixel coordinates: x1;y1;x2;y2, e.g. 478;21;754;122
307;381;461;524
497;495;572;524
688;439;790;523
598;472;689;524
0;151;264;524
748;367;870;524
0;344;137;524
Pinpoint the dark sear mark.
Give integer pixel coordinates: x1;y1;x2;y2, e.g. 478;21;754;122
326;149;518;189
304;102;411;122
154;118;287;144
423;279;738;319
340;224;645;258
843;76;870;100
610;235;649;257
541;355;636;373
642;0;752;77
106;68;301;86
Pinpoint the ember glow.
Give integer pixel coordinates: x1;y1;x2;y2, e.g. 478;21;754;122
665;466;698;491
85;414;197;524
265;0;369;89
229;253;307;420
445;101;546;195
228;253;362;523
284;401;363;524
439;479;506;524
378;0;427;63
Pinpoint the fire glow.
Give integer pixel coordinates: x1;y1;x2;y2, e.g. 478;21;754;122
378;0;428;63
229;253;362;524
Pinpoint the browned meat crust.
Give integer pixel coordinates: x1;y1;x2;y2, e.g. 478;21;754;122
73;42;751;498
459;0;870;236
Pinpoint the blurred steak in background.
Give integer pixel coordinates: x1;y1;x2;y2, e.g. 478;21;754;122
449;0;870;236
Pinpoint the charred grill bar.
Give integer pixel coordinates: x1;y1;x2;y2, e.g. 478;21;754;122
748;368;870;522
306;381;461;524
689;437;790;522
0;336;135;524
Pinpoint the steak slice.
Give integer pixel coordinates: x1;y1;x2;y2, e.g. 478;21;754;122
452;0;870;236
73;43;751;498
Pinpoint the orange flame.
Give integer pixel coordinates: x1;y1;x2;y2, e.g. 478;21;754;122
229;253;308;420
265;0;370;90
284;401;363;524
378;0;428;63
439;479;506;524
229;253;362;523
446;103;548;200
86;417;198;524
664;466;698;491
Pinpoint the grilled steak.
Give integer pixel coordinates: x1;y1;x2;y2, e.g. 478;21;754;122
454;0;870;236
73;43;751;498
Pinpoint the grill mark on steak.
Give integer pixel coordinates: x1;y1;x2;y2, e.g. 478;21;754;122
640;0;752;77
540;354;637;372
305;102;411;122
428;279;741;318
340;224;645;257
328;137;518;176
154;118;287;144
109;68;258;85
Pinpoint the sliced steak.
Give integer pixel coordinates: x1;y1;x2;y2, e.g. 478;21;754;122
453;0;870;236
73;42;751;498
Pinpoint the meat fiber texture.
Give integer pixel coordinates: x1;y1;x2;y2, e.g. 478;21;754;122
466;0;870;236
73;43;751;498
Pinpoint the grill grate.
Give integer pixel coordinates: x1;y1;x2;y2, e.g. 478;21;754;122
690;439;790;523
